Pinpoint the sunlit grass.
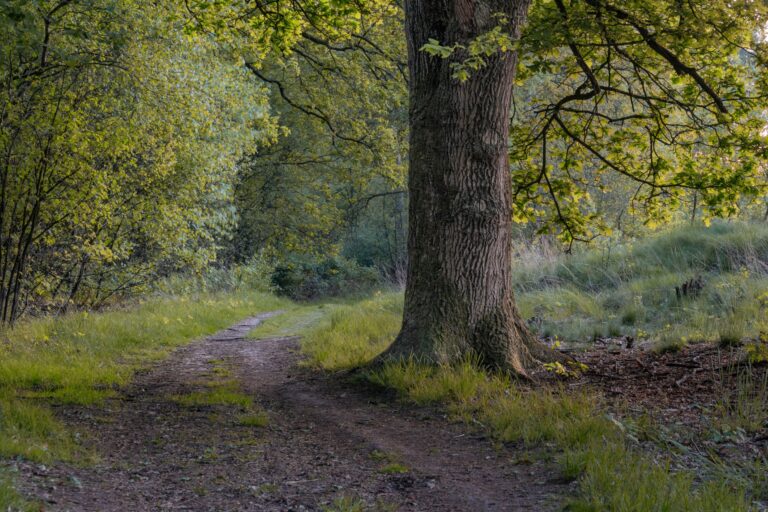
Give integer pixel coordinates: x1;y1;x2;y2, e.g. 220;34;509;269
299;292;402;370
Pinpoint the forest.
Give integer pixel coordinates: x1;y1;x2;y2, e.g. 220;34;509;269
1;0;768;510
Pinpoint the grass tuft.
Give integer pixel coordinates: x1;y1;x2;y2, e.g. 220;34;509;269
237;411;270;427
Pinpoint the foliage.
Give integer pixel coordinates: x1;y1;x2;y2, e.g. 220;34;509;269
230;3;407;265
513;0;768;245
156;256;275;296
271;255;381;301
0;1;276;321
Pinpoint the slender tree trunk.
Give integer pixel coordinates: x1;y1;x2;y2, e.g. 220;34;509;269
383;0;557;375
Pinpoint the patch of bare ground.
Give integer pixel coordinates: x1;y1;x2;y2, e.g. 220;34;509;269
14;314;567;511
577;340;768;487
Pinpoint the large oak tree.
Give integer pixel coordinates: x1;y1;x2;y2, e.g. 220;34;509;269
384;0;767;375
191;0;768;376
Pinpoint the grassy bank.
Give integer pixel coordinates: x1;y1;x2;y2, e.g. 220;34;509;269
513;222;768;349
0;291;286;463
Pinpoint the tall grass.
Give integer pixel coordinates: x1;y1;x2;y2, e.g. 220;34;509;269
513;222;768;347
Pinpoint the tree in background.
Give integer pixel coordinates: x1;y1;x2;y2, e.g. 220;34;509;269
0;0;275;322
231;2;407;265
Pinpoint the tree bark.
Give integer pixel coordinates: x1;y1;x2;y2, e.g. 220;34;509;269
383;0;557;376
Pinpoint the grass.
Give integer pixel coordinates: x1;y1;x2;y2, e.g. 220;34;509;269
373;360;755;510
714;366;768;434
247;303;330;338
322;495;366;512
172;384;253;409
0;471;33;512
321;495;398;512
300;291;760;510
0;290;286;463
172;359;270;426
299;291;402;370
378;462;409;474
238;411;270;427
513;221;768;348
0;390;77;462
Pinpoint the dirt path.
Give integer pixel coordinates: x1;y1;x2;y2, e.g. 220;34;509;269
17;314;568;511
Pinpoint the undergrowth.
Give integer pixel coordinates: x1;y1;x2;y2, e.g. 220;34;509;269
514;222;768;349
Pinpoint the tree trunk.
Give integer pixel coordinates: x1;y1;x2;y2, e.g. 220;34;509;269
383;0;556;375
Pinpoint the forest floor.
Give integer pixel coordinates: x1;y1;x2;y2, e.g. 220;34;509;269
13;313;570;511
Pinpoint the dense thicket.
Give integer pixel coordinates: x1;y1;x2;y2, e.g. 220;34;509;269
0;1;280;321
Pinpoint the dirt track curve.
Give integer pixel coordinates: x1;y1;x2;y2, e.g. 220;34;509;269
17;313;568;511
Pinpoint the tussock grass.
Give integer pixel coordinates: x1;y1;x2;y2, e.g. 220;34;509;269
514;222;768;347
0;291;285;464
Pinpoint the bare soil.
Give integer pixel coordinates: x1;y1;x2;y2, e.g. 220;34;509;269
577;340;768;482
15;314;568;511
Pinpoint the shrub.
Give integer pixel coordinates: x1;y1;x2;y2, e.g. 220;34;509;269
271;255;380;300
157;256;274;295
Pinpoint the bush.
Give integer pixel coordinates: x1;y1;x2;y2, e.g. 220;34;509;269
271;255;381;300
157;256;274;296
